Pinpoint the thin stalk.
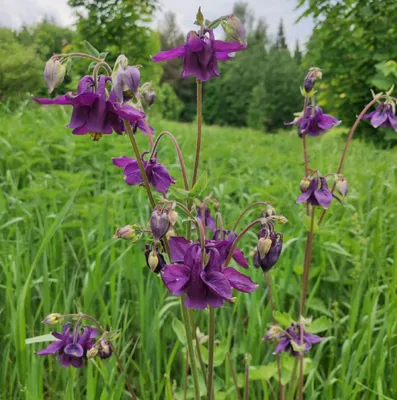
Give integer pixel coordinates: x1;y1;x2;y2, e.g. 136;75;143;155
264;272;284;400
149;131;190;191
180;297;201;400
207;307;216;400
232;201;270;231
57;52;112;74
184;349;189;400
318;94;384;224
192;80;203;186
189;309;207;385
227;353;242;400
244;354;251;400
124;120;156;208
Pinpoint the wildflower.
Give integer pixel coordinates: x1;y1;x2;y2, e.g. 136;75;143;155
42;313;64;325
113;66;140;103
286;106;340;137
296;177;335;209
112;153;176;195
253;231;283;272
161;241;257;309
34;75;145;138
36;323;97;368
44;56;66;93
363;102;397;131
264;323;323;357
303;67;322;94
152;29;246;81
196;204;216;232
336;176;348;198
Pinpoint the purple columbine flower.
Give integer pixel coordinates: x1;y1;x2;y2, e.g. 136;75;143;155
253;231;283;272
196;204;216;232
36;322;97;368
34;75;146;138
264;323;323;357
296;177;336;209
152;29;246;81
286;106;341;137
161;237;257;309
112;153;176;195
363;102;397;131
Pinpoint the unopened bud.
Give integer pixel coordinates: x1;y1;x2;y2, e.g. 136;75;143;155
150;206;171;241
221;15;246;45
113;54;129;71
98;338;112;359
87;346;98;360
141;82;156;107
336;177;348;197
261;205;276;219
44;56;66;94
166;228;175;240
148;251;159;271
113;225;135;240
300;178;311;192
258;237;272;259
114;65;140;102
274;216;288;224
168;210;178;226
42;313;63;325
262;325;282;341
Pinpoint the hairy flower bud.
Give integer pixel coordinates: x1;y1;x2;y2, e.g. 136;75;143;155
300;178;311;192
87;346;98;360
42;313;63;325
114;66;140;102
221;15;246;45
141;82;156;107
44;56;66;94
113;225;136;240
303;67;322;94
258;237;272;258
150;206;171;241
336;177;348;197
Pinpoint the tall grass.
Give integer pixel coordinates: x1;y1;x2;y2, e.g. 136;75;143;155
1;105;397;399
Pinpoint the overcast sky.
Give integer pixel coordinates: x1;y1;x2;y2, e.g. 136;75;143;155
1;0;313;48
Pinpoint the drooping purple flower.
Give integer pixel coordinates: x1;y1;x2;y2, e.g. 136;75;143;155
112;153;176;194
113;66;140;103
296;177;335;209
36;322;97;368
33;75;146;138
150;205;171;241
253;231;283;272
162;239;257;309
286;106;340;137
263;323;323;357
196;204;216;232
363;102;397;131
152;29;246;81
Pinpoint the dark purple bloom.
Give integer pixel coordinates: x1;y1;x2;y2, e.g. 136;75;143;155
112;153;176;194
196;204;216;232
253;231;283;272
152;29;246;81
34;75;145;137
162;239;257;309
286;106;340;137
264;323;323;357
363;102;397;131
36;323;97;368
296;177;335;209
113;66;140;102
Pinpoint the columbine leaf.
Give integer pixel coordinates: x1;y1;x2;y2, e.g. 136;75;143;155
172;317;186;346
196;7;204;25
84;40;100;58
88;61;97;72
273;311;293;328
99;51;109;60
306;316;331;334
249;363;278;380
190;172;208;197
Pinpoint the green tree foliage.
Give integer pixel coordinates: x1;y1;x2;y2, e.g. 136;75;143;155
68;0;162;83
300;0;397;143
0;28;43;102
152;83;184;121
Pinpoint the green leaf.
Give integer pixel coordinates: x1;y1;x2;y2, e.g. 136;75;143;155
273;311;293;328
205;19;211;26
99;51;109;60
196;7;204;25
211;20;221;29
249;363;278;380
190;172;208;197
88;61;97;72
26;334;57;345
172;318;186;346
306;316;331;334
84;40;100;58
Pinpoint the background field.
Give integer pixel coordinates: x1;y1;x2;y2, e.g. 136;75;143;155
1;104;397;399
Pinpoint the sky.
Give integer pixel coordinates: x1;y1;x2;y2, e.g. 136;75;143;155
0;0;313;48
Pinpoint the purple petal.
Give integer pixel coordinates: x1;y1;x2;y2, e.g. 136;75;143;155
124;161;144;186
206;290;226;308
274;336;290;354
362;111;375;120
161;264;191;296
213;40;245;53
109;102;145;122
318;114;340;130
223;267;258;293
67;106;90;131
151;164;175;194
205;248;222;273
137;119;155;135
201;271;232;300
152;46;186;62
296;179;317;204
71;357;84;368
64;343;84;357
388;113;397;131
305;332;323;344
371;110;388;128
33;95;73;105
36;340;64;355
232;248;249;269
169;236;191;263
216;52;233;61
112;156;134;168
58;353;72;367
184;293;208;310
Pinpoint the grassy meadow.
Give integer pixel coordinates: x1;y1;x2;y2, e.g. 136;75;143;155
1;103;397;399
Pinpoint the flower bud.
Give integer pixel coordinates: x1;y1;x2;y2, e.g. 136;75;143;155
168;210;178;226
98;338;112;359
42;313;63;325
262;325;282;341
261;205;276;219
148;251;159;271
144;245;166;274
221;15;246;45
274;216;288;224
113;54;129;71
336;177;348;197
87;346;98;360
303;67;322;94
44;56;66;94
300;178;311;192
258;237;272;259
150;206;171;241
114;66;140;102
141;82;156;107
113;225;135;240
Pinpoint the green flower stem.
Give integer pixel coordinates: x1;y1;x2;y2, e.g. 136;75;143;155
207;307;216;400
181;297;201;400
56;52;113;75
189;309;208;385
232;201;270;231
192;80;203;186
227;353;242;400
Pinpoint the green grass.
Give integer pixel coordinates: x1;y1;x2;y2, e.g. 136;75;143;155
1;103;397;399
